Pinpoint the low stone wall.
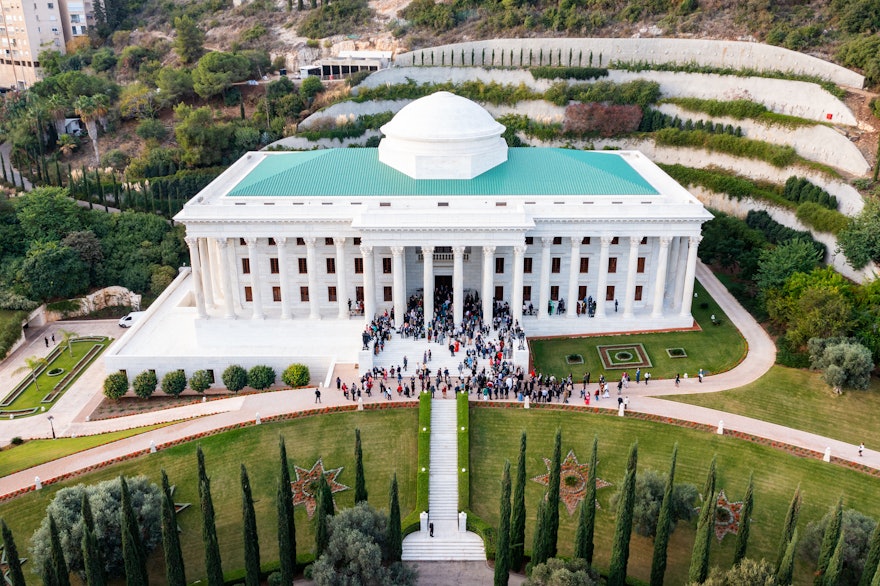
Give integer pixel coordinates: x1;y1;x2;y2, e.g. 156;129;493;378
395;38;864;87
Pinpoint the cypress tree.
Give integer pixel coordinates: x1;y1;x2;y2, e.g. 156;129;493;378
67;165;73;195
546;428;562;558
529;497;551;571
871;562;880;586
80;494;106;586
860;520;880;586
702;456;717;502
197;447;224;586
776;529;799;586
120;476;148;586
1;520;27;586
775;486;802;574
277;437;297;584
689;488;716;585
574;435;598;566
48;514;71;586
494;460;512;586
354;428;368;503
733;473;754;566
241;464;261;586
608;441;638;586
161;471;186;586
824;530;846;586
315;474;332;558
42;556;57;586
55;160;62;187
0;153;7;183
650;443;678;586
815;496;844;584
388;473;402;562
509;431;527;572
82;165;92;209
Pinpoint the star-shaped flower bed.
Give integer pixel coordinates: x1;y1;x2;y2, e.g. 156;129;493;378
714;490;744;541
0;544;26;586
291;458;350;518
532;449;612;515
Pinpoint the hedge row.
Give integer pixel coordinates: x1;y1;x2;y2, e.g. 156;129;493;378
659;164;791;208
529;66;609;81
783;176;838;210
654;128;798;168
457;392;469;512
664;97;818;128
745;210;826;257
795;202;851;235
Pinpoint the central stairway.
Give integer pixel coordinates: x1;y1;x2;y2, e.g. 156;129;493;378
401;398;486;561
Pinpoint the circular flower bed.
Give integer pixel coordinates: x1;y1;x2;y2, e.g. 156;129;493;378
614;351;633;361
565;354;584;365
47;368;65;377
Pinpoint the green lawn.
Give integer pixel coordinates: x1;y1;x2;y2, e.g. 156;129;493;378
4;337;110;414
0;309;27;358
664;365;880;448
468;407;880;586
0;423;175;477
0;409;418;585
531;282;746;381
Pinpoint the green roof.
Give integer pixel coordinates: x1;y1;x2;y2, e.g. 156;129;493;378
226;148;659;198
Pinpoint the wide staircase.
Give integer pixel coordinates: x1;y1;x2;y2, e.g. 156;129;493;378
401;398;486;561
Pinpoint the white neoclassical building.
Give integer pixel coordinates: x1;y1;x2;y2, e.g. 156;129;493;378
105;92;712;383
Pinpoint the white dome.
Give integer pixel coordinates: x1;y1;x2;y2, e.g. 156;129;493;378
378;91;508;180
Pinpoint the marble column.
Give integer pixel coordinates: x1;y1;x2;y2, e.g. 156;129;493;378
335;237;348;319
665;235;680;306
651;236;671;318
422;245;434;326
245;237;264;319
680;235;702;317
216;237;236;319
623;236;641;319
391;246;405;327
361;244;376;322
277;237;292;319
672;236;688;312
566;237;580;320
482;245;495;324
304;237;320;319
186;237;208;319
452;245;465;325
512;244;525;324
538;237;552;319
595;236;612;318
197;238;214;308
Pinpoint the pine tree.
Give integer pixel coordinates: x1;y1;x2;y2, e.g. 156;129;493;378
241;465;261;586
546;428;562;558
197;447;224;586
277;437;297;584
510;431;527;572
161;471;186;586
775;486;802;574
860;519;880;586
494;461;512;586
689;488;716;585
388;473;402;562
574;435;598;566
172;16;205;64
1;520;27;586
315;474;332;558
650;444;678;586
824;530;846;586
815;496;844;584
120;476;148;586
776;529;799;586
608;442;638;586
354;428;368;503
48;513;70;586
80;495;106;586
733;473;754;566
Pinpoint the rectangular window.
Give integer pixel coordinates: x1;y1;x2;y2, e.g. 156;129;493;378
635;285;643;301
354;257;364;274
269;257;279;274
268;238;276;246
495;285;503;301
550;285;559;301
552;237;562;245
296;237;305;245
272;286;281;302
611;237;620;245
495;257;504;274
239;237;246;246
581;237;591;245
325;237;334;246
523;286;532;301
551;257;561;273
328;286;337;302
206;369;215;383
578;285;587;300
353;237;361;245
300;286;310;302
326;257;336;274
606;285;615;301
355;286;364;302
382;258;392;274
523;257;533;274
244;286;253;302
383;286;392;302
637;257;646;273
608;258;617;273
241;258;250;274
298;258;308;274
525;237;534;245
579;257;589;273
641;236;648;245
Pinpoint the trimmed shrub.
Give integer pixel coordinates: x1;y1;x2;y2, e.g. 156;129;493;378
103;371;129;399
247;365;276;390
132;370;158;399
222;364;248;392
189;369;212;393
795;202;850;235
530;66;608;81
563;103;642;137
282;363;310;387
161;369;187;397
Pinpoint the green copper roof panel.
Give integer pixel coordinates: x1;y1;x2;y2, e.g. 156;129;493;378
226;148;659;198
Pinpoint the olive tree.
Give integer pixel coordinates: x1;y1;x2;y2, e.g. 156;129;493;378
610;469;697;539
808;337;875;393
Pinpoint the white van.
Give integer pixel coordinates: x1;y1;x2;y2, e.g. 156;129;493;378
118;311;146;328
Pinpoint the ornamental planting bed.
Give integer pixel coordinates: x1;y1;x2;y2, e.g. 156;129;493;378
596;343;652;370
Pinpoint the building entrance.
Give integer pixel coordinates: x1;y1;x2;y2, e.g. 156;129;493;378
434;275;452;293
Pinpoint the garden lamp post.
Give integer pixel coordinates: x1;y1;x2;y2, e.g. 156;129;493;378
48;415;55;439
